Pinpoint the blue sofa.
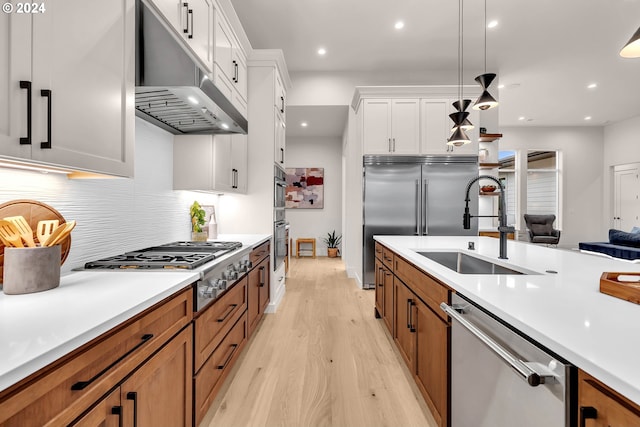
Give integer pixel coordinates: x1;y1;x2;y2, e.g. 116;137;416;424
579;229;640;260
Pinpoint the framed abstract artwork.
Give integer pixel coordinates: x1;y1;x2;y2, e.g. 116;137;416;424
285;167;324;209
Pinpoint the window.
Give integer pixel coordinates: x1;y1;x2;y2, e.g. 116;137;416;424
526;150;560;222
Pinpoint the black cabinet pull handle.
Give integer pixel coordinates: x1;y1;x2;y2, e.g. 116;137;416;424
19;81;31;145
280;147;284;164
232;60;238;82
182;3;189;33
406;299;411;329
579;406;597;427
259;265;265;287
40;89;51;149
126;392;138;427
111;406;123;427
71;334;153;390
280;96;285;114
188;8;193;39
217;343;238;369
217;303;238;322
409;300;416;332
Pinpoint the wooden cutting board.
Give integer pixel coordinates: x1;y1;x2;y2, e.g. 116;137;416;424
0;200;71;283
600;272;640;305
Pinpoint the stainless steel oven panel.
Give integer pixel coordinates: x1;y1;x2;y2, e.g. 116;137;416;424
275;165;286;208
274;220;286;271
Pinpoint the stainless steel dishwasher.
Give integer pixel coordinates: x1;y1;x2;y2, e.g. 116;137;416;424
441;293;576;427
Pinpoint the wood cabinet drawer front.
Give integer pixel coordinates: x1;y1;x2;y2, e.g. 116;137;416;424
375;242;384;260
0;288;192;427
194;313;248;425
394;256;449;321
578;370;640;426
194;276;248;371
250;241;270;265
382;246;394;269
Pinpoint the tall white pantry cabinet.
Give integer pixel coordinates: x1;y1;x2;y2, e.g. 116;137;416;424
0;0;135;177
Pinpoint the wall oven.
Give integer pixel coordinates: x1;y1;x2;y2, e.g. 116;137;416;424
274;209;286;271
274;165;287;271
275;165;286;209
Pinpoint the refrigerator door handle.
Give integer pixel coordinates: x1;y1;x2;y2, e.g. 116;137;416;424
415;180;420;235
423;179;428;235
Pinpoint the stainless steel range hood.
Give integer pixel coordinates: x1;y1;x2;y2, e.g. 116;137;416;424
135;0;248;135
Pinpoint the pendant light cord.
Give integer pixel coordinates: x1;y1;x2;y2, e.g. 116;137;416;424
458;0;463;104
483;0;487;73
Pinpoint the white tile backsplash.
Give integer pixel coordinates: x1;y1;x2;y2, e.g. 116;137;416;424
0;119;219;274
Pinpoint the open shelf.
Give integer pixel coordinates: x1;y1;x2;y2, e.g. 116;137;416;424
480;191;500;196
479;133;503;142
479;162;500;169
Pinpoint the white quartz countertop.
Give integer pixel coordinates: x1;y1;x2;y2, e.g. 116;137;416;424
0;234;271;393
375;235;640;405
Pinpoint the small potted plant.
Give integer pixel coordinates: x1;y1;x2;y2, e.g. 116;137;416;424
323;230;342;258
190;201;207;241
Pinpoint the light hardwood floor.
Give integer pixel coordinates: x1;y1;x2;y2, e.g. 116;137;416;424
201;257;438;427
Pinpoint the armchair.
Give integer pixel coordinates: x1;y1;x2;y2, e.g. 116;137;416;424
524;214;561;245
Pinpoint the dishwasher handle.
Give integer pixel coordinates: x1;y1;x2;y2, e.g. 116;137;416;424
440;302;556;387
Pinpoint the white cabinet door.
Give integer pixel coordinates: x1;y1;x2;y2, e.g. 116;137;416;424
362;99;392;154
232;48;247;102
3;0;134;177
149;0;212;72
274;109;286;166
0;12;32;159
420;99;449;155
213;9;234;82
213;135;234;192
274;71;286;120
391;99;419;154
231;134;247;193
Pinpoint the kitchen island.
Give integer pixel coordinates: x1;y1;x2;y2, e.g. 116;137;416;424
375;235;640;408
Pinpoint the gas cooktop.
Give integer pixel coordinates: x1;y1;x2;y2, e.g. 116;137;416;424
84;241;243;270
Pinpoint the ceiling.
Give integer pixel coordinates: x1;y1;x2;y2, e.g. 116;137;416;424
230;0;640;136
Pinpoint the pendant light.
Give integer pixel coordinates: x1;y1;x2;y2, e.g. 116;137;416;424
448;0;471;146
620;26;640;58
473;0;499;111
452;99;475;131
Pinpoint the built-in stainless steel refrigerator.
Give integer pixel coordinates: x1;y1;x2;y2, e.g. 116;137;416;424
363;155;479;288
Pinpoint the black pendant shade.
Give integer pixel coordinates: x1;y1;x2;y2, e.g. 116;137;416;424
474;73;496;89
473;73;499;111
449;111;470;126
620;26;640;58
452;99;474;130
447;126;471;147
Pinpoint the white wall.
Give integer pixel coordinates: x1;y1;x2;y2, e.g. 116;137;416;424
343;107;363;285
603;115;640;231
0;118;219;274
285;137;343;256
501;126;604;248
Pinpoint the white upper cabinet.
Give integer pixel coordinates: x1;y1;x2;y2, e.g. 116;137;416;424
173;134;247;194
274;71;286;120
0;0;134;177
212;7;248;117
362;99;419;155
148;0;213;72
274;108;286;166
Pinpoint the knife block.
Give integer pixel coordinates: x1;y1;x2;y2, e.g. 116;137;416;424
2;245;61;294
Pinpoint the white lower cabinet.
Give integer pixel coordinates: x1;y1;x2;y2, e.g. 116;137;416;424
0;0;134;177
174;134;247;194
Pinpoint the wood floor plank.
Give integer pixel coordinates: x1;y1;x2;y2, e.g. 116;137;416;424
201;257;437;427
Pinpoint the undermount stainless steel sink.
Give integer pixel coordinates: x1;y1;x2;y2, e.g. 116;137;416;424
418;251;532;275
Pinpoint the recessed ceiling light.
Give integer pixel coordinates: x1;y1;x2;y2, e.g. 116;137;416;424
395;21;405;30
584;116;592;121
487;20;498;29
518;116;526;121
587;83;597;89
317;48;327;55
220;123;229;129
498;84;505;89
301;122;308;127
